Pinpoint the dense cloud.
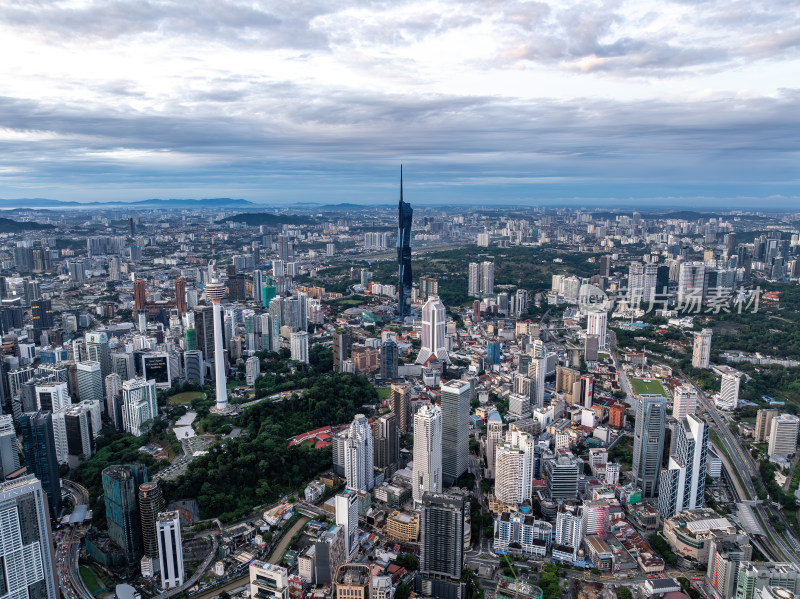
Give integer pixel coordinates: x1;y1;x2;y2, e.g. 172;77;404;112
0;0;798;203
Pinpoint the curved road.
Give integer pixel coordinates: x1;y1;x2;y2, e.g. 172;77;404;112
58;480;94;599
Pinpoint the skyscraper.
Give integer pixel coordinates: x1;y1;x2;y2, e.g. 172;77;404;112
86;332;112;382
76;361;104;404
673;384;699;420
335;489;359;560
413;404;442;504
193;305;215;365
374;412;399;474
693;328;713;368
416;295;449;365
122;378;158;437
0;414;20;479
396;166;413;320
708;539;752;599
718;373;741;411
333;330;350;372
468;262;480;297
768;414;800;459
678;262;706;307
133;278;147;312
157;511;185;589
291;331;310;364
632;394;667;497
31;298;53;331
139;481;166;577
441;379;471;486
755;408;780;443
391;383;411;435
344;414;374;492
658;414;709;518
586;311;608;350
20;411;62;515
0;476;58;599
103;464;148;565
379;340;398;379
205;274;228;411
494;429;535;505
419;493;464;580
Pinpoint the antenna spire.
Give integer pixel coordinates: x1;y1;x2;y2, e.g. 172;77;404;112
400;164;403;204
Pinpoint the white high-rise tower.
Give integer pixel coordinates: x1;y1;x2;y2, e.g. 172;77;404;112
416;296;449;365
344;414;374;492
206;273;228;412
413;404;442;504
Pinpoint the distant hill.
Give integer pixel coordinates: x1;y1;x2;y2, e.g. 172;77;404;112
0;197;253;208
0;217;55;233
221;213;318;227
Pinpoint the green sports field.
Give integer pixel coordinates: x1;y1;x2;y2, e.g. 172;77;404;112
630;377;666;396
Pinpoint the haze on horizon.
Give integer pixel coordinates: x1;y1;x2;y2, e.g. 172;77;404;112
0;0;799;207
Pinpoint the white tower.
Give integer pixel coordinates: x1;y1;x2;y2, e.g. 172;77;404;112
586;311;608;350
416;296;449;365
206;274;228;412
157;511;185;589
344;414;374;492
413;404;442;504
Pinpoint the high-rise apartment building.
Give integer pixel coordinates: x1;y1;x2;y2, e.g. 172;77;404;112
632;394;667;497
157;511;185;589
441;379;471;486
555;503;583;560
420;493;464;580
755;409;780;444
344;414;374;492
20;411;62;515
768;414;800;458
85;332;112;382
679;262;706;306
673;384;699;420
658;414;709;518
413;404;442;504
291;331;309;364
333;331;350;372
693;328;713;368
380;340;398;379
122;378;158;437
0;414;20;480
103;464;149;565
0;476;58;599
486;411;504;479
335;490;359;560
586;311;608;350
390;383;411;435
708;539;752;599
718;373;741;411
416;296;449;365
374;412;399;474
494;429;535;505
138;481;165;576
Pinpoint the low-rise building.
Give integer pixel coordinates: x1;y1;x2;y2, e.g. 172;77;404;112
384;511;419;543
662;509;745;565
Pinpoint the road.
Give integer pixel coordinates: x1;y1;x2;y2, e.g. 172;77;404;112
58;480;93;599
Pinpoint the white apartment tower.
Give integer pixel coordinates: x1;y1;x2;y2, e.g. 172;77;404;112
717;373;740;411
586;311;608;350
121;378;158;437
416;296;449;365
768;414;800;459
344;414;374;492
157;511;185;589
673;384;699;420
692;328;713;368
494;430;535;505
291;331;310;364
413;404;442;504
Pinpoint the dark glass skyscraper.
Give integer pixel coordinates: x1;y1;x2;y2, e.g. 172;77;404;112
103;464;149;565
20;411;62;516
397;166;413;320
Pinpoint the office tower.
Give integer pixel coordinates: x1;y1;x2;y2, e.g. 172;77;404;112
205;274;228;411
440;379;470;486
142;352;172;389
486;411;503;479
333;331;350;372
416;296;449;365
374;412;399;474
755;409;780;443
103;464;149;565
133;278;147;312
105;373;122;420
486;339;502;367
480;261;495;296
138;481;166;576
396;167;413;320
768;414;800;458
692;328;713;368
0;476;58;599
53;403;96;464
35;382;70;413
413;404;442;504
335;489;359;560
290;331;309;363
183;327;197;352
599;255;611;278
19;411;62;516
391;383;411;434
193;305;215;365
555;503;583;560
468;262;480;296
578;374;594;409
419;276;439;300
156;511;184;589
544;453;580;500
718;373;741;411
0;414;20;479
632;394;667;497
494;429;535;504
420;493;464;580
31;298;53;331
76;361;103;404
122;378;158;437
528;356;546;410
586;310;608;350
585;334;599;362
183;350;204;386
673;384;699;420
708;539;752;599
68;259;86;284
736;563;800;599
245;355;260;386
85;332;111;382
344;414;374;492
678;262;706;306
658;414;709;518
628;262;645;304
379;340;398;379
334;564;371;599
112;351;135;382
175;278;187;315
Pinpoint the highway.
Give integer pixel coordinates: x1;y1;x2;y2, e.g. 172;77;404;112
58;480;94;599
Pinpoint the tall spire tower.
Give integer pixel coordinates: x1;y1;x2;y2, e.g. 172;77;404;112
396;165;413;320
205;266;229;412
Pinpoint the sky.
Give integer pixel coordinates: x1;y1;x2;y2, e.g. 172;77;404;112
1;0;799;207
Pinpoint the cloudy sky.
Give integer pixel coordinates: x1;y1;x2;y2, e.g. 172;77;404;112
1;0;799;206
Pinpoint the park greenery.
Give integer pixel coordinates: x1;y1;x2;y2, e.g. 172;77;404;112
164;371;378;521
